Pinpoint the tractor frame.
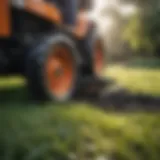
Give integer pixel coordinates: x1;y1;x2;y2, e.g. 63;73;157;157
0;0;105;101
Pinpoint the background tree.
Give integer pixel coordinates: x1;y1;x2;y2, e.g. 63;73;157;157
122;0;160;57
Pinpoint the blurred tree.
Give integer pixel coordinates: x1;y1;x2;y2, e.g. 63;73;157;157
122;0;160;57
123;13;154;55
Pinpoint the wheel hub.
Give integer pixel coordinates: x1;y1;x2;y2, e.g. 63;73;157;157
45;46;74;99
54;67;64;78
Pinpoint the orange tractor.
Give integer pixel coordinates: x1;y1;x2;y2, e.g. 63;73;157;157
0;0;105;101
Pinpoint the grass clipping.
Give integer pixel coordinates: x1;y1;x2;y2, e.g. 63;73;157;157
0;105;159;160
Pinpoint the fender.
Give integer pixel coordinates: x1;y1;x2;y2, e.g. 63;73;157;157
0;0;62;37
25;0;62;24
0;0;11;37
11;0;62;24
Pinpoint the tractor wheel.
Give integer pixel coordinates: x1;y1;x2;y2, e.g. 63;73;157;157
26;34;80;102
92;35;104;77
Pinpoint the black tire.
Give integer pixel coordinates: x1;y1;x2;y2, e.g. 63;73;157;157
26;33;80;102
77;30;105;78
91;33;105;77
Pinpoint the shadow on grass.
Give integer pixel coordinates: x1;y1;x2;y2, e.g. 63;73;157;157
75;83;160;112
125;58;160;69
0;83;160;112
0;86;76;109
98;88;160;112
0;86;30;107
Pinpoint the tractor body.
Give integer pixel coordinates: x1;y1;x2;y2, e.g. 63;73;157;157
0;0;62;74
0;0;105;101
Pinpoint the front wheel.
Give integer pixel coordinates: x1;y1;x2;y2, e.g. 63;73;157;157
26;34;80;102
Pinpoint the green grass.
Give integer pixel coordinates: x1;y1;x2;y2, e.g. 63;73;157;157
0;76;25;89
0;76;27;104
105;65;160;96
0;65;160;160
0;106;160;160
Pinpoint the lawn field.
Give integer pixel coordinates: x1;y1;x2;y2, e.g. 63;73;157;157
0;65;160;160
105;65;160;97
0;106;159;160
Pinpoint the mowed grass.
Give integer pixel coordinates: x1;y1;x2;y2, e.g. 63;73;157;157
0;65;160;160
0;76;27;104
0;105;160;160
0;76;25;89
105;65;160;97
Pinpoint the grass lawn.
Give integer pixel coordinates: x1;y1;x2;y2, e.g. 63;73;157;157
0;65;160;160
0;105;160;160
105;65;160;97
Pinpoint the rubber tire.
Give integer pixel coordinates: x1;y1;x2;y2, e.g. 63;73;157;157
78;31;105;78
91;33;105;77
26;33;80;102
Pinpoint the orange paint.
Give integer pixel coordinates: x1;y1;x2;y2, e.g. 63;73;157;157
0;0;11;37
94;39;104;76
25;0;62;24
45;46;74;98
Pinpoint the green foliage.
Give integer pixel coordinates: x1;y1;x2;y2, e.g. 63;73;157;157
122;0;160;55
123;13;154;53
0;106;160;160
146;10;160;55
